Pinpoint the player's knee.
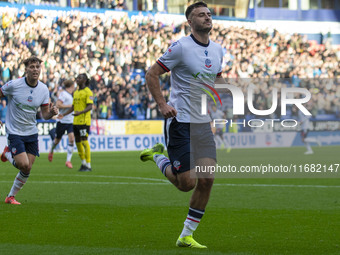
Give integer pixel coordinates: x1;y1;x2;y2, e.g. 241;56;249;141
18;162;31;173
178;179;196;192
197;177;214;190
178;185;195;192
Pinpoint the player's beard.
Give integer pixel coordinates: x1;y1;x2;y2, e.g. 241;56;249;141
195;23;212;33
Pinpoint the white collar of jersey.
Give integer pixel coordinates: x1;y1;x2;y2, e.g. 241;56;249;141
190;34;210;47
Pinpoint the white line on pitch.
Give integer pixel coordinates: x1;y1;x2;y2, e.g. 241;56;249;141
0;173;169;183
0;180;339;188
0;181;168;185
213;183;340;188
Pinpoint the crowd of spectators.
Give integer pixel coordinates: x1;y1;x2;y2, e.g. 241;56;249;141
0;9;339;122
7;0;128;10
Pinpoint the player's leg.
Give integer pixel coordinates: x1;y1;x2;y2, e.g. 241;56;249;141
5;152;30;205
305;136;321;146
65;125;74;168
302;131;313;154
2;134;26;168
49;137;61;162
214;133;224;148
6;135;38;204
176;123;216;248
176;165;212;249
49;127;56;143
141;144;204;247
163;163;196;191
140;118;196;190
140;143;196;190
74;125;86;171
80;125;91;171
140;119;206;248
190;158;215;209
49;123;64;162
1;145;17;166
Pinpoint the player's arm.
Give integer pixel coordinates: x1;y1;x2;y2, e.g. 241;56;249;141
74;104;92;116
146;63;177;118
214;76;231;96
215;73;226;84
0;81;10;98
41;103;59;120
56;99;72;109
58;105;74;119
214;47;229;93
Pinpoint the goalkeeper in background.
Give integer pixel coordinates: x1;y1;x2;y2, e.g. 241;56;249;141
59;73;93;171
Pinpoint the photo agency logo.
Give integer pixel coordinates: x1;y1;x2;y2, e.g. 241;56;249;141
201;83;312;129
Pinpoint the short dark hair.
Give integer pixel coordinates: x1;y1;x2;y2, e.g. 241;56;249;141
23;56;43;67
185;1;208;20
63;79;74;88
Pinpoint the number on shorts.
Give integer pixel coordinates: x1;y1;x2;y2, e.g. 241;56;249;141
80;129;87;137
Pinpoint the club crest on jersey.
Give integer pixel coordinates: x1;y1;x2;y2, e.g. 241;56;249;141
27;96;33;102
173;160;181;170
12;147;17;154
205;59;212;68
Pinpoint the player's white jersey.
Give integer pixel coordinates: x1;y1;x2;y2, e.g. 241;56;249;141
298;110;311;132
57;90;74;124
0;77;49;135
157;34;223;123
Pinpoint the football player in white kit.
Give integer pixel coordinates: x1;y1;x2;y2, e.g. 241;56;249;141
299;110;321;154
48;79;75;168
0;56;59;204
140;2;223;248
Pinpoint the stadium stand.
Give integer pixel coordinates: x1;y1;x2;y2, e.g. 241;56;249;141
0;7;339;121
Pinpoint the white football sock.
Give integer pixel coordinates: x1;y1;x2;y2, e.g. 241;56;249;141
66;144;74;162
305;143;312;152
154;154;171;176
8;171;29;197
180;208;205;238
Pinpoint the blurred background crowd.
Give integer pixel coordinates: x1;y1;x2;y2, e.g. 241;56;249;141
0;9;339;122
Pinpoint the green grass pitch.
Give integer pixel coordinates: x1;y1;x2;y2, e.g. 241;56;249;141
0;146;339;255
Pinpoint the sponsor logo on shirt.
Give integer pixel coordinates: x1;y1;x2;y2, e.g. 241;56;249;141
16;103;35;111
191;72;217;79
191;72;200;79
